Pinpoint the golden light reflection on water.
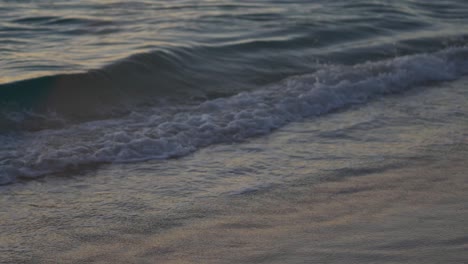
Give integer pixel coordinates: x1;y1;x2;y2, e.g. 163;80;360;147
0;73;44;84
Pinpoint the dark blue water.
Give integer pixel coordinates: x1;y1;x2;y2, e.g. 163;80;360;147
2;1;468;263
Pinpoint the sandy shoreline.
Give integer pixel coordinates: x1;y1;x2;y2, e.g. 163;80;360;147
2;78;468;264
47;146;468;264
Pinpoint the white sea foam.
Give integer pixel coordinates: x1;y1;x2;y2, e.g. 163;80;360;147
1;47;468;183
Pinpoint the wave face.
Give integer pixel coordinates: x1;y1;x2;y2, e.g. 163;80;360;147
1;47;468;184
2;34;468;131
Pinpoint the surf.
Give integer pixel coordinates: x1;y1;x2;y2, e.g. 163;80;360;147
1;46;467;184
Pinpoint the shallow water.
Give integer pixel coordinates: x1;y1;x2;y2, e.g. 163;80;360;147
1;0;468;263
2;77;468;263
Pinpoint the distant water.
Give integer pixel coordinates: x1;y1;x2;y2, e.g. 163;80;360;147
1;1;468;263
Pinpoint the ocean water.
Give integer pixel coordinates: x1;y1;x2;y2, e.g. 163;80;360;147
1;0;468;263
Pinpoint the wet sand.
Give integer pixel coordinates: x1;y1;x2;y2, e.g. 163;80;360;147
49;146;468;264
2;79;468;264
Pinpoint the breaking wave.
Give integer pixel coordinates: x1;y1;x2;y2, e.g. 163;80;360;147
1;46;467;184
